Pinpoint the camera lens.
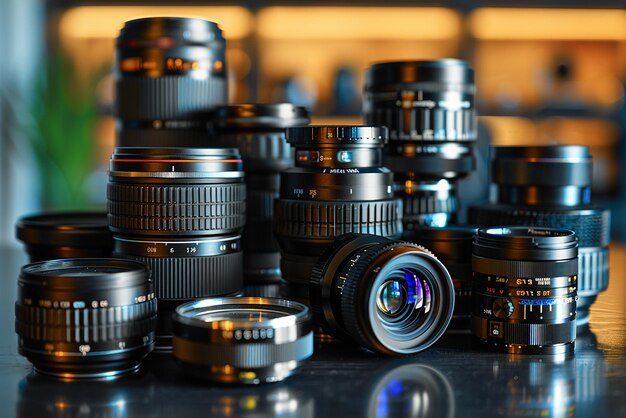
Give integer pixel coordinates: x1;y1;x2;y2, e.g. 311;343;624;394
471;227;578;355
115;17;227;147
172;297;313;384
405;226;476;331
16;212;113;262
15;258;157;379
364;60;476;228
469;145;609;324
310;233;454;355
107;147;245;349
210;104;310;287
275;126;403;302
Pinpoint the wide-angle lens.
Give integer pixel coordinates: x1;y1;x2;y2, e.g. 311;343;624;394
115;17;227;147
363;60;476;228
172;297;313;384
275;126;403;303
16;212;113;262
310;233;454;355
107;147;245;349
210;103;310;288
469;145;609;324
471;227;578;354
15;258;157;379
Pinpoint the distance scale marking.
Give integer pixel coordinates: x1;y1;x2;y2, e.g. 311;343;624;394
113;235;241;258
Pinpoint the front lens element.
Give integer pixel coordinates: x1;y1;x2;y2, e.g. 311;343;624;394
378;280;405;316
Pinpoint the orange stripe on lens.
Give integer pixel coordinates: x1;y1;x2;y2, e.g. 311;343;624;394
111;159;241;163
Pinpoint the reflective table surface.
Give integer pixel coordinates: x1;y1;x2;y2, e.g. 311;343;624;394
1;244;625;418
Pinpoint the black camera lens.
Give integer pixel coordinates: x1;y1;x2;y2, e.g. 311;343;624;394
210;104;310;286
364;60;476;228
471;227;578;355
310;233;454;355
115;17;227;147
172;297;313;384
275;126;403;302
16;212;113;262
15;258;157;379
469;145;610;325
107;147;245;349
405;226;476;331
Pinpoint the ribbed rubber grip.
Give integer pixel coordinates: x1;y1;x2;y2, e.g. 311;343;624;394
116;76;227;120
471;316;576;346
578;247;609;295
403;194;458;217
472;256;578;278
119;252;243;300
469;205;610;247
108;183;245;205
221;131;292;163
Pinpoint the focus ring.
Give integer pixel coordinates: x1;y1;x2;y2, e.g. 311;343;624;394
220;132;292;162
116;77;227;120
108;182;246;205
118;252;243;300
471;316;576;346
108;214;245;233
578;247;609;295
403;195;458;218
472;256;579;278
468;205;610;247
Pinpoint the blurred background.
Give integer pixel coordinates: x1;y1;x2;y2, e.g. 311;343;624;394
2;1;626;246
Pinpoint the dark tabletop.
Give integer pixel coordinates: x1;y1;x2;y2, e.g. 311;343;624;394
1;244;625;418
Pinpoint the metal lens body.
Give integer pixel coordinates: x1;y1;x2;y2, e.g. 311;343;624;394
15;258;157;379
364;60;476;228
471;227;578;354
107;147;245;349
405;226;477;330
115;17;227;147
469;145;610;324
275;126;402;301
310;234;454;355
211;104;310;286
172;297;313;384
16;212;113;262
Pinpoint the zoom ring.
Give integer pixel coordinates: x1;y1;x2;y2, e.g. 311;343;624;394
108;214;245;233
108;183;246;205
15;299;157;328
121;252;243;300
469;205;610;247
275;199;401;225
578;247;609;294
471;317;576;346
222;132;292;162
116;77;227;120
403;194;458;218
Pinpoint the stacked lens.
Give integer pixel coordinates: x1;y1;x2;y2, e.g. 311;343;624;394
364;60;476;228
210;104;310;290
274;126;403;302
469;145;610;324
115;17;227;147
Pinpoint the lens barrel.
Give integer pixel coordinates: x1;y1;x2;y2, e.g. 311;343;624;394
275;126;403;302
469;145;609;324
364;60;476;228
471;227;578;354
310;233;454;355
16;212;113;262
15;258;157;378
172;297;313;384
115;17;227;147
107;147;245;349
211;104;310;286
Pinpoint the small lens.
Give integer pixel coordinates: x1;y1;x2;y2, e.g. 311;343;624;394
378;280;405;316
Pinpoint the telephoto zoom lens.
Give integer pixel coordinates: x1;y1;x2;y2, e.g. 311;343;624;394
210;104;311;291
471;227;578;355
115;17;227;147
364;59;476;228
107;147;245;349
469;145;609;324
405;226;476;331
15;258;157;379
16;212;113;262
310;233;454;355
172;297;313;384
275;126;403;302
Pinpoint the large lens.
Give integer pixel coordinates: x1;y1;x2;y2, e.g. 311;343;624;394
275;126;403;302
210;104;310;289
15;258;157;379
107;147;245;349
364;60;476;228
469;145;609;324
405;226;476;330
172;297;313;384
115;17;227;147
16;212;113;262
310;233;454;355
471;227;578;355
